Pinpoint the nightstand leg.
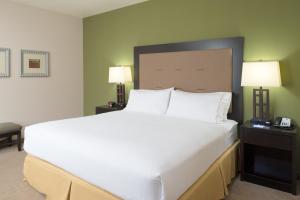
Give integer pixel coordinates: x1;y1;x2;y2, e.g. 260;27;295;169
240;141;245;181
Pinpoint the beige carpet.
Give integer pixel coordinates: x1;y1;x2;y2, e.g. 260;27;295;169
0;146;44;200
1;145;300;200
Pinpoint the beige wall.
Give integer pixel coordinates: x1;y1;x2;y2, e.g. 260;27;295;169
0;1;83;126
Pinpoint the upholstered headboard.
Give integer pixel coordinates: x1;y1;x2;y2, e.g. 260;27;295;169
134;37;244;122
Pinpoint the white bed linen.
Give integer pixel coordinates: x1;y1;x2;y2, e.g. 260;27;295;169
24;111;237;200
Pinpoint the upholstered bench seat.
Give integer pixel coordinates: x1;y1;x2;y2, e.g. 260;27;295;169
0;122;22;151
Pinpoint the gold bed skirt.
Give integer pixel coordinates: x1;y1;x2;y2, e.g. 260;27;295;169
23;140;239;200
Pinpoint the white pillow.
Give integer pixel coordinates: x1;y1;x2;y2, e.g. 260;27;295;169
216;92;232;121
125;88;173;115
166;90;232;123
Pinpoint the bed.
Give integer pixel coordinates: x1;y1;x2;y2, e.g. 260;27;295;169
23;37;244;200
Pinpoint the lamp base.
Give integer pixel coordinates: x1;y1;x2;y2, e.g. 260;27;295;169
116;83;125;107
252;87;270;123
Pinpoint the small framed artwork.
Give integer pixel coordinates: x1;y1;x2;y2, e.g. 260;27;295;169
0;48;10;77
21;49;49;77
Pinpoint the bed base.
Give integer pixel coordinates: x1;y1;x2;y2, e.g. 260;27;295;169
23;140;239;200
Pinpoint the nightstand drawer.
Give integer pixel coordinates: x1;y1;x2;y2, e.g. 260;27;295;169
96;107;114;114
95;105;124;114
242;129;292;151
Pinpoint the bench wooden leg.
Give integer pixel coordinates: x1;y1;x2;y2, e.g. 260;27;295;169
17;131;22;151
8;136;13;146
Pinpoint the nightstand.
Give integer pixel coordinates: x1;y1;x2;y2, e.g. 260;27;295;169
240;121;297;194
95;105;124;114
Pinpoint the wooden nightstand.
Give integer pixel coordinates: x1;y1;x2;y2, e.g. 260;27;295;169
95;105;124;114
240;121;297;194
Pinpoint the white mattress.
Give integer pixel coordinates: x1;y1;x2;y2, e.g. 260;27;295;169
24;111;237;200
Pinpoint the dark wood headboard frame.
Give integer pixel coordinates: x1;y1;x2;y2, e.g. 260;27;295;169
134;37;244;123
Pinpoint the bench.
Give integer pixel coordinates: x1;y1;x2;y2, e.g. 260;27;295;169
0;123;22;151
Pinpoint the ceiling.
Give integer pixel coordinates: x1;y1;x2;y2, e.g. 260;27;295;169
8;0;147;18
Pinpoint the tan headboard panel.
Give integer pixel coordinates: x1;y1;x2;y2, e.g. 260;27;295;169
139;48;232;93
134;37;244;122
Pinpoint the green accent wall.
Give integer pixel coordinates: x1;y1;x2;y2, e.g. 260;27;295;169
84;0;300;164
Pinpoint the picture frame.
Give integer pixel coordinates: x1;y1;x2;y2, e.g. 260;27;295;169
21;49;49;77
0;48;10;77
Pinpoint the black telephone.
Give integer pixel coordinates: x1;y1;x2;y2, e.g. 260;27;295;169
273;117;294;129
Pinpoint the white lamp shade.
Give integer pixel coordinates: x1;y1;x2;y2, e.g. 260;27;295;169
241;61;281;87
109;66;132;84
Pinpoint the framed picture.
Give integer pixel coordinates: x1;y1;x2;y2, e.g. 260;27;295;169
0;48;10;77
21;49;49;77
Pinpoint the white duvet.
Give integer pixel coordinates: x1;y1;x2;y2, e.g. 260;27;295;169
24;111;237;200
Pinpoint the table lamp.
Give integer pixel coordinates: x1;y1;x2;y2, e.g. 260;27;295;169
109;66;132;107
241;61;281;125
